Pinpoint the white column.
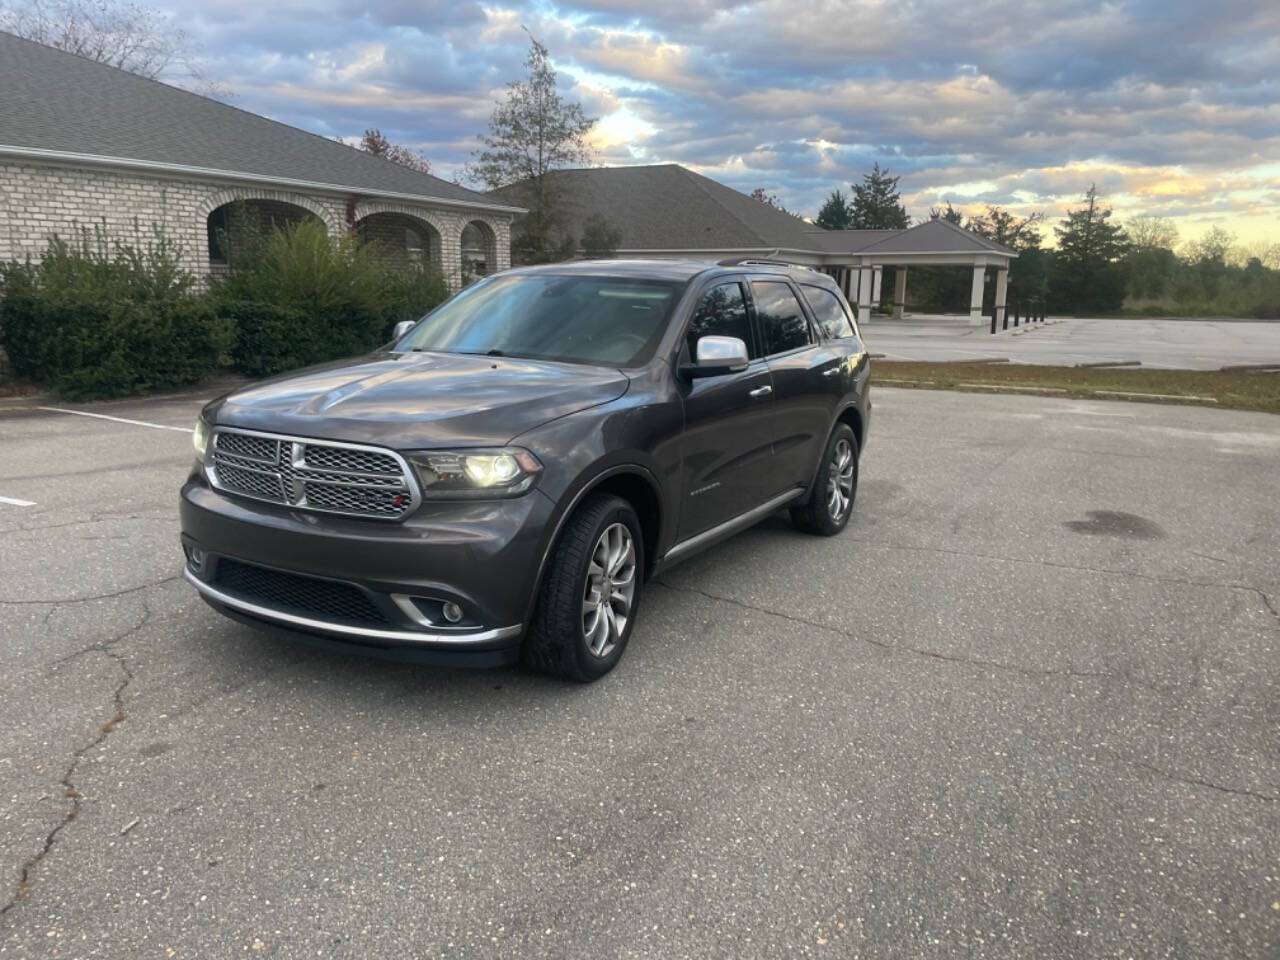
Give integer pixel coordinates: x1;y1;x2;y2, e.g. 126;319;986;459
994;267;1009;328
871;265;883;307
893;267;907;319
968;264;986;325
857;265;874;325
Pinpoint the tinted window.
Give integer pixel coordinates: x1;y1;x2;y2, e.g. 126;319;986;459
751;280;813;355
801;285;856;339
395;274;682;367
686;281;755;359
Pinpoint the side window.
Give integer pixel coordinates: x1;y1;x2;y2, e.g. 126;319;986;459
800;285;856;339
685;281;756;360
751;280;813;355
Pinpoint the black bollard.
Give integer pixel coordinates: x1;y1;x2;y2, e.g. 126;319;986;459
1013;298;1019;327
990;305;997;334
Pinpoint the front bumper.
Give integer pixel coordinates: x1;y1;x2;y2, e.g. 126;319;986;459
180;473;553;660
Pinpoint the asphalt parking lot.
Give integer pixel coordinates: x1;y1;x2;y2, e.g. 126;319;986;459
864;314;1280;369
2;387;1278;958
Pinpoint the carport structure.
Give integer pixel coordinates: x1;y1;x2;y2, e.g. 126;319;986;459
490;164;1019;324
801;218;1019;326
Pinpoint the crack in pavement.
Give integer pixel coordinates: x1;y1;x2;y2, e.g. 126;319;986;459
0;509;174;538
0;574;179;606
653;579;1168;693
657;577;1278;804
1101;750;1277;804
1;607;148;917
1254;589;1280;627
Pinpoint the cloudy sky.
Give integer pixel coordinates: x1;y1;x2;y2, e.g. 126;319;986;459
159;0;1277;244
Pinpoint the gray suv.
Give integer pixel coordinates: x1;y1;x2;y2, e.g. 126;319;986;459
181;259;871;680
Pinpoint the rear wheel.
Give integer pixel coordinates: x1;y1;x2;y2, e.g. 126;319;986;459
790;424;857;536
523;494;643;682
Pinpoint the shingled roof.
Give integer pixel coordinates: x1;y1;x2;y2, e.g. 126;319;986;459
487;164;1014;260
0;30;519;212
488;164;820;251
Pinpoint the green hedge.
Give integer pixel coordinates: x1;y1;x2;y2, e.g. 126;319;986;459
0;232;233;400
0;221;451;398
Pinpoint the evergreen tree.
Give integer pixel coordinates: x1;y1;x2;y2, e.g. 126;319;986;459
1050;185;1129;313
929;202;963;225
816;189;852;230
966;206;1044;252
849;163;909;229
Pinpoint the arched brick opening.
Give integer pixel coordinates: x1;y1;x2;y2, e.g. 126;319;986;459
460;220;498;283
354;211;442;266
205;198;323;272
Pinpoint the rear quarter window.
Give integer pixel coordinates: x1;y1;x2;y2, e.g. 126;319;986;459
800;285;856;340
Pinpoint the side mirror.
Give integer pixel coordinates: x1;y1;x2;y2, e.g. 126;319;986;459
392;320;416;341
682;335;749;378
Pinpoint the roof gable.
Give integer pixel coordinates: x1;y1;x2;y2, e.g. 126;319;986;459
855;217;1017;256
0;30;510;209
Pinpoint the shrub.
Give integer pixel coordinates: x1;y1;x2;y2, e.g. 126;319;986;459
211;219;449;376
0;230;233;400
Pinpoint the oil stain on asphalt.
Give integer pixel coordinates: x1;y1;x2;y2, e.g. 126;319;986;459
1064;510;1166;539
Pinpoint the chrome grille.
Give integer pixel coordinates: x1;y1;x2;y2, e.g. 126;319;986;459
303;444;401;476
209;428;418;520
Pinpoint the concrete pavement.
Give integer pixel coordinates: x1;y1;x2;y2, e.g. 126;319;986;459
862;314;1280;370
1;388;1278;957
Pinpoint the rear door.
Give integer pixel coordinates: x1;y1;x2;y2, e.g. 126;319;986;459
675;279;776;540
749;277;842;491
798;281;863;409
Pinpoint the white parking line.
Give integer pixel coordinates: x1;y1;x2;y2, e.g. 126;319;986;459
0;495;36;507
38;406;193;433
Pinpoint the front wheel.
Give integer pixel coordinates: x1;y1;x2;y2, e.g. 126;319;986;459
523;494;644;682
790;424;858;536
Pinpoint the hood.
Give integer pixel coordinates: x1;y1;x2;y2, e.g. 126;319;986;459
207;351;630;449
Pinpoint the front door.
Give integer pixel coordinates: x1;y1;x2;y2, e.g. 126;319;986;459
750;278;839;490
676;280;776;541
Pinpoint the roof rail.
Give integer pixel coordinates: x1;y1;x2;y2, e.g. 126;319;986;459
716;256;817;272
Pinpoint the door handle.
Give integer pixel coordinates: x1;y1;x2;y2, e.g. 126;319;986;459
748;385;773;398
822;366;842;377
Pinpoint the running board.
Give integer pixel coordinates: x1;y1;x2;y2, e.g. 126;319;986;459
661;488;804;567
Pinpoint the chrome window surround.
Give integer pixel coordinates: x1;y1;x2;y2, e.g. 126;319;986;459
206;426;422;521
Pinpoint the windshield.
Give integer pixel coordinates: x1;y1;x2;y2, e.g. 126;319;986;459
394;274;685;367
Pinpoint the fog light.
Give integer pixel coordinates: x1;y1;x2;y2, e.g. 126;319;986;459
442;601;464;624
185;545;205;570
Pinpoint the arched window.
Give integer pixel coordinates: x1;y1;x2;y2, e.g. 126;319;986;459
206;199;320;272
354;212;442;266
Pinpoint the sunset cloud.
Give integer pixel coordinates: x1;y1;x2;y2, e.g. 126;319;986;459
148;0;1277;243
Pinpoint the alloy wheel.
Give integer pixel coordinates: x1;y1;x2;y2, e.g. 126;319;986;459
582;522;637;657
826;438;855;520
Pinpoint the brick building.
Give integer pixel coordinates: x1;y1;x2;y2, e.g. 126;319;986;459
0;31;520;289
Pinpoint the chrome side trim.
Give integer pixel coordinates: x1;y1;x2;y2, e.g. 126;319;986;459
184;569;522;646
662;488;804;564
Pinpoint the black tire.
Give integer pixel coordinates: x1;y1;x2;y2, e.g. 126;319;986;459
790;424;858;536
522;494;644;682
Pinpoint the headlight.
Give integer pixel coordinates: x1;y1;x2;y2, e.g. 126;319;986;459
193;418;211;460
408;447;542;499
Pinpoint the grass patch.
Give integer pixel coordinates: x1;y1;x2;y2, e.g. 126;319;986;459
870;361;1280;414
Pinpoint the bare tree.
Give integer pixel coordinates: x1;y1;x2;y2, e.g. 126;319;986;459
470;32;595;263
0;0;226;97
357;129;431;174
1125;215;1180;253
